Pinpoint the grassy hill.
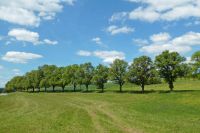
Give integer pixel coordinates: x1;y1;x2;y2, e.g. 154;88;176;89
0;79;200;133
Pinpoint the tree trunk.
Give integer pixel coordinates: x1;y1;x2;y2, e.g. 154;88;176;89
45;87;47;92
27;88;28;92
169;81;174;91
86;84;89;92
141;84;144;93
53;86;55;92
73;84;76;92
62;86;65;92
119;84;122;92
102;84;104;92
38;87;40;92
33;87;35;92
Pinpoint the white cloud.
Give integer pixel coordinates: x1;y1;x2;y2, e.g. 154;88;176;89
172;32;200;46
133;39;149;46
8;28;39;44
129;7;160;22
0;0;76;26
43;39;58;45
92;37;102;45
93;51;125;63
77;50;125;63
8;28;58;45
140;32;200;54
77;50;92;56
106;25;134;35
109;12;128;22
150;32;171;43
126;0;200;22
2;51;43;64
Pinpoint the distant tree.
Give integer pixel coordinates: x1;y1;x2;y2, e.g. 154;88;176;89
5;76;26;92
38;65;55;92
66;65;80;92
191;51;200;79
39;78;50;92
109;59;128;92
26;70;42;92
81;62;94;92
155;50;185;91
128;56;156;93
57;67;70;92
48;66;60;92
178;63;192;78
92;64;109;92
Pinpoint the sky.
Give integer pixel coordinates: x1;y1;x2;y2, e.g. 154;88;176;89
0;0;200;87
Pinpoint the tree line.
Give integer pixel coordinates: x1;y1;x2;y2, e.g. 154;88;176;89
5;50;200;93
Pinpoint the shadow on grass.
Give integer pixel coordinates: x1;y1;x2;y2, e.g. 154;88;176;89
26;89;200;94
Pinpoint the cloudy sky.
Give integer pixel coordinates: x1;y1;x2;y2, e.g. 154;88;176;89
0;0;200;87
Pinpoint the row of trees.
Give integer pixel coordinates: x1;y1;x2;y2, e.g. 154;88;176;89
5;50;200;93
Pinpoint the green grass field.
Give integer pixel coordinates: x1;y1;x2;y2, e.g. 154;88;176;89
1;79;200;133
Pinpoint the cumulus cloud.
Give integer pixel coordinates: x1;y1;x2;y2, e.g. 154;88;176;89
2;51;43;64
113;0;200;23
77;50;125;63
8;28;57;45
106;25;134;35
109;12;128;22
0;0;76;26
43;39;58;45
133;38;149;46
8;28;39;44
150;32;171;43
77;50;92;56
139;32;200;54
92;37;102;45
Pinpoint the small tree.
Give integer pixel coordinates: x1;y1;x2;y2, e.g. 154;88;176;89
81;62;94;92
66;65;80;92
191;51;200;79
109;59;128;92
57;67;70;92
48;65;59;92
155;50;185;91
128;56;155;93
92;64;109;92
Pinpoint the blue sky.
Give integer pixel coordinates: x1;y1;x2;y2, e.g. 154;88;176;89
0;0;200;87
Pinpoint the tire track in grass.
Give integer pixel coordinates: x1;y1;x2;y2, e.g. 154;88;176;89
66;96;141;133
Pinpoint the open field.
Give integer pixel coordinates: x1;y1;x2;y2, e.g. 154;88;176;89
1;79;200;133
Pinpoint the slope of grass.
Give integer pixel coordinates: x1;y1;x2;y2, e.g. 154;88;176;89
0;79;200;133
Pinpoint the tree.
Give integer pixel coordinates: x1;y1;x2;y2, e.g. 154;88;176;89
191;51;200;79
48;66;59;92
155;50;185;91
92;64;109;92
128;56;156;93
25;70;42;92
81;62;94;92
109;59;128;92
57;67;70;92
66;65;80;92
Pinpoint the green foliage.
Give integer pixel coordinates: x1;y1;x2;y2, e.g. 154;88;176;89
92;64;109;92
192;51;200;79
155;50;185;91
80;62;94;91
109;59;128;92
128;56;157;93
66;64;80;91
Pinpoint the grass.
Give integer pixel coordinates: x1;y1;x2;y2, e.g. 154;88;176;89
0;79;200;133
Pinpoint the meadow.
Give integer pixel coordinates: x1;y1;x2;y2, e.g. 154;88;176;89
0;79;200;133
